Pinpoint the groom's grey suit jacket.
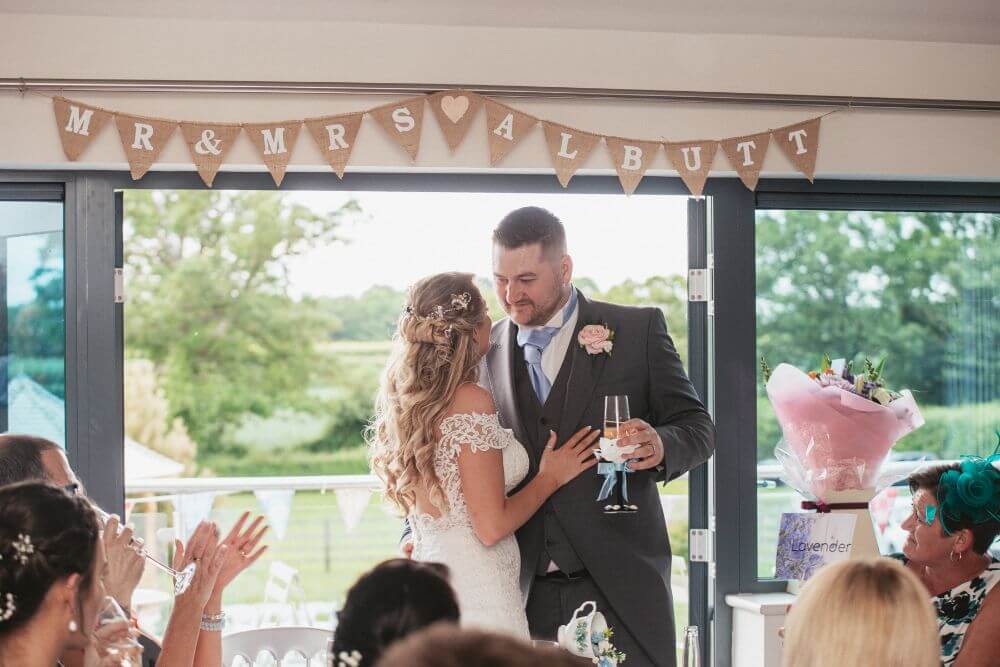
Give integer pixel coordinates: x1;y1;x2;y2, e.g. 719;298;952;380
480;292;715;663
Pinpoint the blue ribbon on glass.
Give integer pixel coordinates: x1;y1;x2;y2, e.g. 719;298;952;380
596;461;631;502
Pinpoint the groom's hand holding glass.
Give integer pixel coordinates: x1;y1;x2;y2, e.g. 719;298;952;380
615;418;665;471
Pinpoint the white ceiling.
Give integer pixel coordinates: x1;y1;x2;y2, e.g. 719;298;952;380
1;0;998;45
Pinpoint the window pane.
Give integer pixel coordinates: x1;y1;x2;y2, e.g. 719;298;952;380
1;201;65;445
122;189;693;649
755;209;999;578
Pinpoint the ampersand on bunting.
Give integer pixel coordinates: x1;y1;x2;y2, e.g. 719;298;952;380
194;129;223;156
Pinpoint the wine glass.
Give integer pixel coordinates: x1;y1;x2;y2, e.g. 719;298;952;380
602;395;637;513
95;596;144;667
92;506;196;595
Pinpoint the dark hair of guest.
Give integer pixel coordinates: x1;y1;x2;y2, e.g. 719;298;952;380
330;558;460;667
0;482;100;636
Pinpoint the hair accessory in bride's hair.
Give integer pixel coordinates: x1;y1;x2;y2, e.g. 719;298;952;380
402;292;475;326
0;592;15;622
11;534;34;566
449;292;472;312
337;650;362;667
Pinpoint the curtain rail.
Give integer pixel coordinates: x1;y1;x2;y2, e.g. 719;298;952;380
2;77;1000;112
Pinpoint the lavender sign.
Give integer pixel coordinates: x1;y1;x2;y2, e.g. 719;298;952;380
775;513;857;581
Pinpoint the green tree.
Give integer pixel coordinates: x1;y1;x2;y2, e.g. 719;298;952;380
124;190;362;454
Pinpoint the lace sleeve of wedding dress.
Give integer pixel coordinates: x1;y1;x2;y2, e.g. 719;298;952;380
438;411;508;455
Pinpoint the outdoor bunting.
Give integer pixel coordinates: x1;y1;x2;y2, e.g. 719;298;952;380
52;96;112;161
773;117;821;182
242;120;303;187
664;139;719;198
604;137;660;195
484;98;537;165
334;487;372;534
179;121;241;187
428;89;483;151
114;113;177;180
542;121;601;187
304;112;365;179
47;92;828;194
721;131;771;191
369;96;426;162
174;491;218;542
254;489;296;541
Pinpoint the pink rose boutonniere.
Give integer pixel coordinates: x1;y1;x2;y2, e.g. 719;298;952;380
578;324;614;356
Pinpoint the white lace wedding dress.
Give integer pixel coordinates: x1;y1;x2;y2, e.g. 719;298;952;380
410;411;531;638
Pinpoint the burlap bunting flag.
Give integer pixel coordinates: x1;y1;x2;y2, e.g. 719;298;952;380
114;114;177;180
720;132;771;191
243;120;303;187
605;137;660;195
369;97;426;162
773;117;821;182
542;122;600;188
484;99;537;165
304;112;364;179
52;97;112;161
179;122;241;187
664;140;719;197
428;90;483;152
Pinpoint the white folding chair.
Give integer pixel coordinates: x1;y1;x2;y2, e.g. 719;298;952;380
222;626;329;666
259;560;312;626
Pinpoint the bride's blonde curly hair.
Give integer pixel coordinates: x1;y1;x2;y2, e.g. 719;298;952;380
367;273;488;515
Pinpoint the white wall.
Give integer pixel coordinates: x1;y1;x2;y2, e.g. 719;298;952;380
1;13;998;179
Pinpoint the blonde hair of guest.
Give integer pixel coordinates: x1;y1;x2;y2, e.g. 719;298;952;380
782;558;939;667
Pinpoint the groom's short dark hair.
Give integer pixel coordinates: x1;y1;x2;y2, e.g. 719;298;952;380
493;207;567;259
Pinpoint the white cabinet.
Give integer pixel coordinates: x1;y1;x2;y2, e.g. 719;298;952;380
725;593;795;667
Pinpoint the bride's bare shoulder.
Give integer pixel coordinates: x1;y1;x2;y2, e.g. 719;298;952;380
446;383;497;417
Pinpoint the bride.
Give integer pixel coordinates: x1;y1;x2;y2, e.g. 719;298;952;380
368;272;598;638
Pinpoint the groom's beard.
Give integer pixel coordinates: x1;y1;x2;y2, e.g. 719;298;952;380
510;287;569;327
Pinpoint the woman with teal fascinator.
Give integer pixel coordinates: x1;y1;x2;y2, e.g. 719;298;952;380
894;434;1000;667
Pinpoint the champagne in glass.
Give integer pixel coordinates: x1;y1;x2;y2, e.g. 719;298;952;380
95;596;144;667
92;506;196;595
601;395;637;513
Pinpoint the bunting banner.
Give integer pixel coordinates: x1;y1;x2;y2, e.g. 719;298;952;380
334;487;372;534
114;113;177;180
174;491;218;542
773;117;821;182
254;489;296;541
484;98;537;165
542;121;601;187
46;91;830;195
304;112;364;179
721;131;771;191
428;89;483;151
242;120;302;187
664;139;719;198
179;121;241;187
604;137;661;196
369;96;426;162
52;96;112;161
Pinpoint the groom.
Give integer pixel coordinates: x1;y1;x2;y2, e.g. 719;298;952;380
483;207;715;667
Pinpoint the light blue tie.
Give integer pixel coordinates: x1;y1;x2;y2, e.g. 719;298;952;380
516;289;578;404
519;327;560;403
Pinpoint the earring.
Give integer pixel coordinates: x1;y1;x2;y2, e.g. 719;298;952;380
68;619;79;632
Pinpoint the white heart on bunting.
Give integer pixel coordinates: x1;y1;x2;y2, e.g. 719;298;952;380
440;95;470;123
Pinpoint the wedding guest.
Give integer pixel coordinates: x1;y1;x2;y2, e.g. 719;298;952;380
783;558;939;667
331;559;460;667
376;624;588;667
0;433;269;667
895;459;1000;666
0;482;133;667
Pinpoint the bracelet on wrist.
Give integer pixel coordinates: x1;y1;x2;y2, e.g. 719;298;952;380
200;611;226;632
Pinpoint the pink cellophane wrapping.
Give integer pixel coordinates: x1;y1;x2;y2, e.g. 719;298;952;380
766;363;924;501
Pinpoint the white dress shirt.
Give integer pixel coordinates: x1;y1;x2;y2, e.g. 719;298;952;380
515;287;580;387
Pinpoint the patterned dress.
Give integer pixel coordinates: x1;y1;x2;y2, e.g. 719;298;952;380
891;554;1000;665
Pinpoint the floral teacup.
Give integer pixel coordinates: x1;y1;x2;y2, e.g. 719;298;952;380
557;601;608;658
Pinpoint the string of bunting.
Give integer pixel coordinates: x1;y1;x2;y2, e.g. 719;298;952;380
50;90;829;194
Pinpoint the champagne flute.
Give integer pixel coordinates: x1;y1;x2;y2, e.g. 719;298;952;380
602;395;637;513
93;506;196;596
95;596;144;667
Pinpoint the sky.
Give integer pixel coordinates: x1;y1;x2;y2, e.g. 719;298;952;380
285;191;690;298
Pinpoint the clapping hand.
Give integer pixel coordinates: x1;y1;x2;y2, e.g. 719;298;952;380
171;521;228;610
214;511;269;595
